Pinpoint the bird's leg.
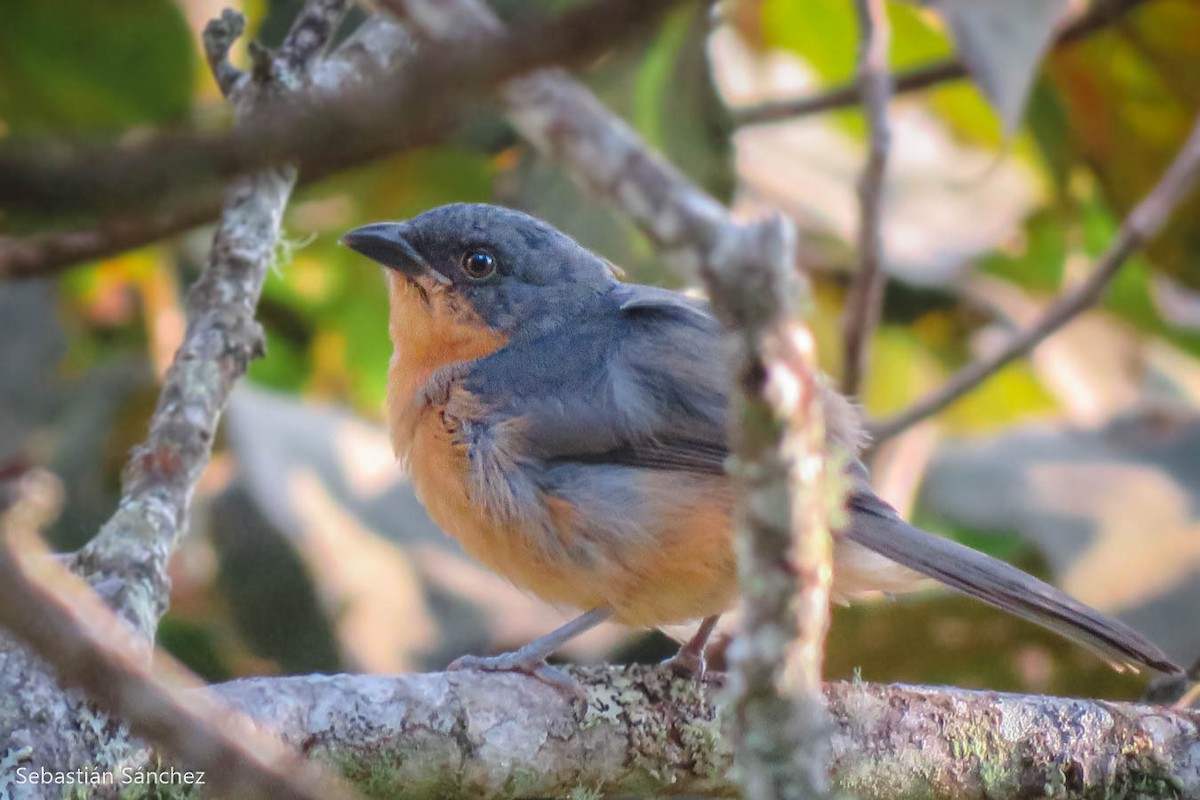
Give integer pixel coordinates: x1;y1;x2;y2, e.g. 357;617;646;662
663;614;720;678
448;607;614;692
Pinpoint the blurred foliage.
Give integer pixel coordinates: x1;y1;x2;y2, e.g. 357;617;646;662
3;0;1199;699
1045;0;1200;289
0;0;194;133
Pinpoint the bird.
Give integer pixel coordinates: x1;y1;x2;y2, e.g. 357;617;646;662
341;202;1182;687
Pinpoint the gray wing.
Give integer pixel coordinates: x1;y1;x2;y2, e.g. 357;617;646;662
461;283;731;474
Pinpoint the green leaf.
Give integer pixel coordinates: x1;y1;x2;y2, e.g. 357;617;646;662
0;0;194;133
1044;0;1200;290
762;0;952;80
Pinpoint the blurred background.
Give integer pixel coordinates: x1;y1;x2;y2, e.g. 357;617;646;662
2;0;1199;701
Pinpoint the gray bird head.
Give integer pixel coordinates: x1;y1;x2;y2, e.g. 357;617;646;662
343;203;619;340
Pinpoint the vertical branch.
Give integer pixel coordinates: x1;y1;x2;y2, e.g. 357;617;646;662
725;224;835;800
74;3;347;639
840;0;892;398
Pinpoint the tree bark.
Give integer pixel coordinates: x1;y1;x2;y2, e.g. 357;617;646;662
4;662;1195;798
200;667;1200;799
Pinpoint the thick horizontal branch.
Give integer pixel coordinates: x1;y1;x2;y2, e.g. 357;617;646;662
205;666;1200;799
0;0;681;218
731;0;1151;126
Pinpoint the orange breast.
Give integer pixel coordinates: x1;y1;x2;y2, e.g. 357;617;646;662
402;405;609;611
384;273;610;613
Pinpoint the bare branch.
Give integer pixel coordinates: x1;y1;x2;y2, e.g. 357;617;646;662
201;668;1200;798
0;8;375;780
72;169;292;636
869;111;1200;444
840;0;892;398
0;9;367;788
0;509;358;800
731;0;1151;126
0;0;683;218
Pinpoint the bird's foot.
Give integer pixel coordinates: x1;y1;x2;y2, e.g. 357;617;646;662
661;649;706;679
448;652;582;698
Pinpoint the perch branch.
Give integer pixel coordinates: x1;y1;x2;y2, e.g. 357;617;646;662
731;0;1151;126
869;110;1200;444
388;1;835;795
840;0;892;398
200;667;1200;799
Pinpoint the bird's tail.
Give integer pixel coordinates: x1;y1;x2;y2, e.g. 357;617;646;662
845;490;1182;675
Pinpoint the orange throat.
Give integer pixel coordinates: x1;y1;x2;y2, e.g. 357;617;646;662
383;272;506;458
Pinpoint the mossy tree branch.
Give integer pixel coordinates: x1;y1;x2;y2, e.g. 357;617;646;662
202;667;1200;799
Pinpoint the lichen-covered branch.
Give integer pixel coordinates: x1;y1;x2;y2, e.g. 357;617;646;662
73;3;347;640
387;2;835;796
869;110;1200;445
200;667;1200;799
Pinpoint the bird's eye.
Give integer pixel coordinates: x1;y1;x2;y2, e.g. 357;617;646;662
461;249;497;280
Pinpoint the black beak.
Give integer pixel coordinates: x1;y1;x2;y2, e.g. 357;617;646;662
341;222;449;284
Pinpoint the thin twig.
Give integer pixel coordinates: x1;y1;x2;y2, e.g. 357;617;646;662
868;111;1200;444
0;492;358;799
204;9;248;96
840;0;892;398
731;0;1151;126
0;0;684;218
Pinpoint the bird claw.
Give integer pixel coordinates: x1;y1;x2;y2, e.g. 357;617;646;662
448;652;584;700
661;650;706;679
